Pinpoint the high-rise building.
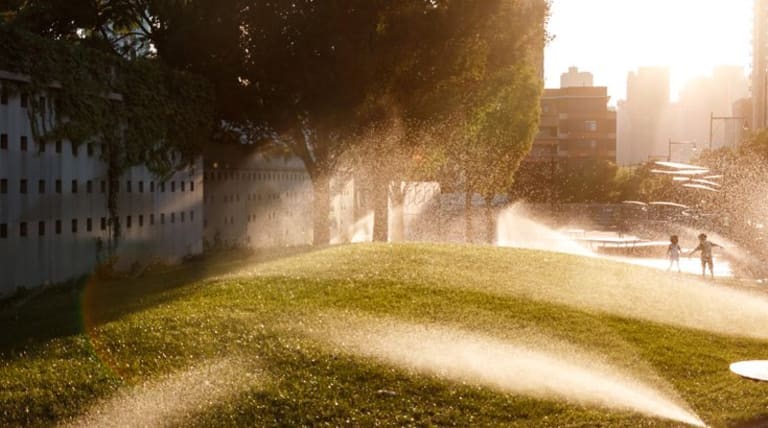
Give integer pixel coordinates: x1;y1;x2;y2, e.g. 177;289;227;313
618;67;671;164
752;0;768;129
674;66;748;151
560;66;594;88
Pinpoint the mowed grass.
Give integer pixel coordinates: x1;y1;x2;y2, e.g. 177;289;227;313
1;243;768;427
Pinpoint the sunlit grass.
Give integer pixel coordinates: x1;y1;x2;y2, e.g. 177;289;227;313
1;243;767;426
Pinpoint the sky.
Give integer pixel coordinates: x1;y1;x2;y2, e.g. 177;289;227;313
544;0;752;105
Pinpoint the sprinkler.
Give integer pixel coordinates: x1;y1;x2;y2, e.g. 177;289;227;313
729;360;768;382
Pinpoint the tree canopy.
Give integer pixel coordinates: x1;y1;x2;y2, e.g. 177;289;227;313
2;0;551;246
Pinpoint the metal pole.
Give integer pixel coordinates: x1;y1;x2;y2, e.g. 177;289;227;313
667;138;671;161
550;143;556;213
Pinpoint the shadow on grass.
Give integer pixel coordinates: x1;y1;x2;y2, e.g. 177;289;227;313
731;414;768;427
0;245;320;354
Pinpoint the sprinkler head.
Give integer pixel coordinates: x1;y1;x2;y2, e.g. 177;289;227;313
729;360;768;382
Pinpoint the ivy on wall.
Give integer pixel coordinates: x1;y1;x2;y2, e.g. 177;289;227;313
0;25;214;251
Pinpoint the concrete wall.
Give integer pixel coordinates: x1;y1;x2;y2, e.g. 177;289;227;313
0;79;203;297
203;152;312;249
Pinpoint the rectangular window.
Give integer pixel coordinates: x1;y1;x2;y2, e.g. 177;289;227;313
0;86;7;105
20;136;27;151
161;213;165;224
181;181;185;192
171;212;175;223
86;218;92;232
190;210;195;222
181;211;185;223
87;143;94;157
71;143;78;157
150;181;155;192
38;221;45;236
87;180;93;193
20;179;27;194
20;222;27;237
71;180;78;193
150;214;155;225
138;215;144;227
138;181;144;193
55;179;62;193
71;219;78;234
55;220;61;235
126;215;132;229
0;178;6;194
0;223;6;238
100;180;106;193
171;181;176;192
38;179;45;194
160;182;165;192
126;180;132;193
584;120;598;132
100;217;106;231
20;92;28;108
55;140;62;153
190;181;195;192
37;140;45;153
1;134;7;150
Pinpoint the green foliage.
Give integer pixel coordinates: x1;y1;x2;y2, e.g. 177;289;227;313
0;24;214;246
512;160;686;204
555;160;621;203
0;24;213;172
466;65;543;201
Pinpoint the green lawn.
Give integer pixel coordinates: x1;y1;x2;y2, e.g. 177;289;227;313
1;243;768;427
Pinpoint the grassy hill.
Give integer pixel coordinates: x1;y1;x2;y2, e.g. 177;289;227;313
1;243;768;427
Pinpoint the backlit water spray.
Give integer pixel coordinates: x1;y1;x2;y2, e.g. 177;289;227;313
302;313;706;427
62;357;258;428
496;204;593;256
495;203;734;276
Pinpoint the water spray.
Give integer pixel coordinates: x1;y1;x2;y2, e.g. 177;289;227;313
302;313;707;427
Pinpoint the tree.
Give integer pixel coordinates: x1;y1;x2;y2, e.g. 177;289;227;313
421;1;548;243
6;0;550;247
697;131;768;246
467;67;542;242
237;1;392;245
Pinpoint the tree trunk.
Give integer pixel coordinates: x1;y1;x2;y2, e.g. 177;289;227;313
372;172;389;242
484;195;495;244
389;182;406;242
106;142;121;257
311;174;331;245
464;189;473;243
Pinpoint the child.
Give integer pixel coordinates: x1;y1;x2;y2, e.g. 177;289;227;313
666;235;681;272
688;233;721;278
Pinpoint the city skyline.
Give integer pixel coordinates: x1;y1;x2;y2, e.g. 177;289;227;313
544;0;752;104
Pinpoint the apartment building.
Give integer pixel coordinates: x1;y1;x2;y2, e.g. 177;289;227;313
529;85;617;163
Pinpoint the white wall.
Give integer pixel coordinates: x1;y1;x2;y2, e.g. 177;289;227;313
0;79;203;297
203;154;312;249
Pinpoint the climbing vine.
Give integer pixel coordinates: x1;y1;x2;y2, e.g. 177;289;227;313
0;25;214;252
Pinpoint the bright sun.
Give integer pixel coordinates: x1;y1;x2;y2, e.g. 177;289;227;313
545;0;751;103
